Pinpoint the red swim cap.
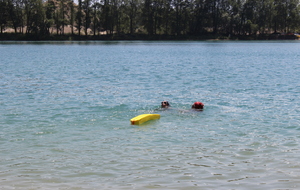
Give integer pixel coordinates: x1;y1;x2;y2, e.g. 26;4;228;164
194;102;204;106
192;102;204;109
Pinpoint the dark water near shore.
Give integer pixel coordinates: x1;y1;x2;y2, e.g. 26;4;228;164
1;41;300;189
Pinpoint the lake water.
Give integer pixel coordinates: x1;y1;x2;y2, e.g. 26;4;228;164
1;41;300;189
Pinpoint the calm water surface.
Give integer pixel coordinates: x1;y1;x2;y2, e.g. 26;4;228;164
1;41;300;189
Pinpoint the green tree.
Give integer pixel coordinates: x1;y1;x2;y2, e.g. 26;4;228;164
7;0;24;33
59;0;66;34
75;0;83;35
128;0;138;34
24;0;47;35
100;0;113;34
242;0;258;34
45;0;56;34
286;0;300;32
69;0;75;35
0;0;9;33
90;0;101;35
83;0;92;35
142;0;154;35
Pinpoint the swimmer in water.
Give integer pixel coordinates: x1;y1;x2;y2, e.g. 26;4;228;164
161;101;170;108
192;102;204;110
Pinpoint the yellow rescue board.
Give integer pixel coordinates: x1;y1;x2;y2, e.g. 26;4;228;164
130;114;160;125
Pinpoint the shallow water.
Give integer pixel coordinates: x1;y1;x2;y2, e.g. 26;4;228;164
1;41;300;189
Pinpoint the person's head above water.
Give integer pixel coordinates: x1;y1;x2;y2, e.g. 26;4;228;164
161;101;170;108
192;102;204;109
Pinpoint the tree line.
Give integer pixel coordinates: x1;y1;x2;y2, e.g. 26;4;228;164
1;0;300;38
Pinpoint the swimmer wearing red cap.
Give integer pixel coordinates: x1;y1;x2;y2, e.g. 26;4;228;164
192;102;204;110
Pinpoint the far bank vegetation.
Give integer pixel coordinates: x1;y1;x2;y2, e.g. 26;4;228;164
1;0;300;39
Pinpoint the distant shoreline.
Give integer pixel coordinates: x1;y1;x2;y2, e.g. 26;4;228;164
1;33;299;41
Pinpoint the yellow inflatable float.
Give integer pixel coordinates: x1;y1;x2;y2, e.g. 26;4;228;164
130;114;160;125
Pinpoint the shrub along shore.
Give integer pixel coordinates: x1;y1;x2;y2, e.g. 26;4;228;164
1;33;299;41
